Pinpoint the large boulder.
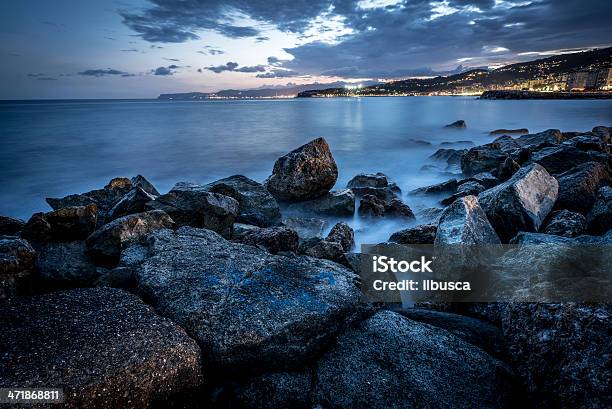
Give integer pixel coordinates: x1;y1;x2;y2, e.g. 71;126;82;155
285;189;355;217
147;185;238;237
21;204;97;243
542;209;586;237
587;185;612;234
435;195;501;245
86;210;174;267
133;227;363;374
389;224;437;244
478;164;558;242
265;138;338;201
411;178;458;195
347;172;400;201
554;161;610;214
314;310;515;409
205;175;281;227
0;215;24;236
532;145;602;175
429;148;467;166
299;238;347;265
107;187;156;221
591;125;611;144
500;303;610;409
326;222;354;252
0;238;35;299
490;128;529;135
131;174;160;196
35;241;103;287
440;180;486;206
461;143;508;176
563;134;609;153
0;288;203;408
239;226;299;254
282;217;327;241
445;119;466;128
358;195;415;219
515;129;564;150
225;371;312;409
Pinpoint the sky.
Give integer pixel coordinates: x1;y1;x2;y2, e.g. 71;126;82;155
0;0;611;99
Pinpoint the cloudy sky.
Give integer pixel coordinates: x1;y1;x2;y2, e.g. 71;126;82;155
1;0;610;99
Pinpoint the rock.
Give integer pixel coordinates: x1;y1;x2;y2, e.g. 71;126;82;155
587;186;612;234
286;189;355;217
205;175;281;227
435;195;501;245
397;308;507;359
515;147;532;164
21;204;98;243
591;125;611;144
492;135;521;153
500;303;610;409
265;137;338;201
227;371;312;409
509;232;575;245
439;140;474;147
299;237;347;265
478;164;558;242
343;252;366;273
532;145;602;175
35;241;102;287
107;187;156;221
105;177;132;190
133;227;362;373
240;226;299;254
0;288;203;408
389;224;437;244
459;171;499;189
283;217;327;241
326;222;354;252
440;180;485;206
555;161;611;214
347;172;401;201
95;267;137;290
85;210;174;267
542;210;587;237
231;223;262;241
148;185;238;237
0;238;35;299
563;135;609;153
515;129;564;150
445;119;466;128
415;207;444;223
490;128;529;135
406;138;432;146
411;178;458;195
0;215;24;236
496;157;520;182
429;148;466;166
314;310;515;409
131;174;160;196
358;195;415;219
461;143;508;176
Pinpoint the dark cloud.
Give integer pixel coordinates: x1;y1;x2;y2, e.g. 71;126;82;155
152;64;182;75
255;36;270;42
205;62;239;73
197;47;225;55
78;68;133;77
236;65;267;73
121;49;139;52
164;57;180;61
27;73;57;80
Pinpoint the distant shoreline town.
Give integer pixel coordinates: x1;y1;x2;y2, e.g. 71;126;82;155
159;47;612;100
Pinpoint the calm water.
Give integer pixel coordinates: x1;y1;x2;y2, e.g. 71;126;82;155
1;97;611;245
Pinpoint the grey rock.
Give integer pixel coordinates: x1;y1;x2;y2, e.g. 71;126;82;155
240;226;299;254
231;223;262;241
440;180;485;206
0;215;24;236
326;222;354;252
461;143;508;176
414;207;444;223
131;174;160;196
492;135;521;153
587;186;612;234
439;140;474;147
435;195;501;245
134;227;362;374
411;178;458;195
21;204;98;243
35;241;102;287
86;210;174;267
490;128;529;135
532;145;602;175
148;186;238;237
95;266;137;290
358;195;415;219
107;187;156;221
0;288;203;409
542;210;587;237
429;148;467;166
314;310;515;409
459;171;499;189
205;175;281;227
555;161;611;214
591;125;611;144
478;164;558;242
496;157;520;182
299;237;347;265
104;177;132;190
347;172;401;201
227;371;312;409
283;217;328;241
515;129;564;150
389;224;437;244
445;119;467;128
286;189;355;217
0;238;35;299
266;137;338;201
563;135;609;153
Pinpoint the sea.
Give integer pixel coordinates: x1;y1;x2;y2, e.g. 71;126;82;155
1;96;611;246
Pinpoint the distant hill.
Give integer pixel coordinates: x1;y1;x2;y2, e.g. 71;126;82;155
298;47;612;97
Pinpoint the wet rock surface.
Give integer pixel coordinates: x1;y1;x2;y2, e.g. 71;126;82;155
239;226;299;254
0;288;203;409
35;241;103;287
389;224;437;244
282;217;328;241
358;195;415;219
587;185;612;234
285;189;355;217
347;172;401;201
554;161;611;214
461;143;508;176
435;195;501;245
445;119;466;128
542;209;587;237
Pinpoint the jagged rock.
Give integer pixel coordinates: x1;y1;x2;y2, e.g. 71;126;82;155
411;178;458;195
501;303;610;409
587;186;612;234
591;125;611;144
389;224;437;244
231;223;262;241
0;215;24;236
286;189;355;217
0;238;35;299
555;161;611;214
118;243;150;268
133;227;362;374
515;129;564;150
532;145;602;175
205;175;281;227
563;135;609;153
347;172;401;201
265;138;338;201
35;241;102;287
343;252;366;273
226;371;312;409
358;195;415;219
429;148;466;166
299;237;347;265
461;143;508;176
445;119;466;128
415;207;444;223
86;210;174;267
440;180;486;206
0;288;203;408
283;217;327;241
459;171;499;189
490;128;529;135
326;222;354;252
515;147;532;164
439;140;474;147
478;164;558;242
397;308;507;359
435;195;501;245
240;226;299;254
542;210;587;237
21;204;98;243
496;157;521;182
147;185;238;237
314;310;515;409
105;177;132;190
492;135;521;153
107;187;156;221
131;174;160;196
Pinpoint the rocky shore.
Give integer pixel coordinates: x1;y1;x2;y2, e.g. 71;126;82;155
1;125;611;408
